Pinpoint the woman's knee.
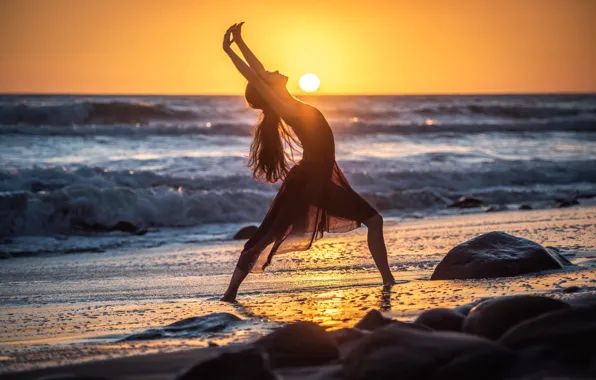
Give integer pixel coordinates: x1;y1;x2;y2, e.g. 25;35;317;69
363;213;383;229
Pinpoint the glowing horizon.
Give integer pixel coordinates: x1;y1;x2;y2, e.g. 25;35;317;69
1;0;595;95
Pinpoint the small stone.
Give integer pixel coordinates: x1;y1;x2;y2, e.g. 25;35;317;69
448;196;483;209
354;310;395;331
233;225;259;240
562;286;581;293
415;308;465;332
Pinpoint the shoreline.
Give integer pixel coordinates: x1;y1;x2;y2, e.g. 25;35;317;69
1;206;595;376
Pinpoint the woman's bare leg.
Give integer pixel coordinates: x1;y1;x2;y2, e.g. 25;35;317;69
363;214;396;285
221;264;248;302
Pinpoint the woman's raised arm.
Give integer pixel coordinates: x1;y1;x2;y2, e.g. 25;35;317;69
223;24;300;121
231;22;266;74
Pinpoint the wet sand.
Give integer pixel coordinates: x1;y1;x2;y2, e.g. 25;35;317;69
1;206;595;376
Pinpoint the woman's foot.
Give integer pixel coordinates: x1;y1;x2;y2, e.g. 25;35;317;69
220;290;237;302
382;275;397;287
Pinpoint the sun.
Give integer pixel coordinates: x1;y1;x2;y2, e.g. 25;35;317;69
299;73;320;93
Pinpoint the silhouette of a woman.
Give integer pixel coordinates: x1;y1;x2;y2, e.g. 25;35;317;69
222;23;395;301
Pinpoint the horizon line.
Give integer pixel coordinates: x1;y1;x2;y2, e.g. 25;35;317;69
1;91;595;97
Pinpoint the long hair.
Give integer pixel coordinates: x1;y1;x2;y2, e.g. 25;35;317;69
245;84;300;183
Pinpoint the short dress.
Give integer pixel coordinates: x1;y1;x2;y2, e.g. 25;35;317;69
237;104;378;272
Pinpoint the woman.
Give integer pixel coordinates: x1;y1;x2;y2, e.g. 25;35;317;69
222;23;396;302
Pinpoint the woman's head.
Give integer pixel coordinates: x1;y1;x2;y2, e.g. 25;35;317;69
245;82;297;183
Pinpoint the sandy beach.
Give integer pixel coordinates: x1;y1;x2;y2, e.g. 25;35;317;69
1;205;595;377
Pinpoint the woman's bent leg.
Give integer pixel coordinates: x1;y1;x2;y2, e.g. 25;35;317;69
363;213;396;285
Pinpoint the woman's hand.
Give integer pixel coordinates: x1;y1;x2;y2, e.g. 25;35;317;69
222;24;238;54
231;22;244;43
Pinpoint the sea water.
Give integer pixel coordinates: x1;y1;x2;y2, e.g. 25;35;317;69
1;94;595;256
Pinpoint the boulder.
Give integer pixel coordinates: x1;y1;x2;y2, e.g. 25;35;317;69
518;204;533;210
254;321;339;368
175;347;277;380
499;305;596;355
430;231;572;280
415;308;465;332
344;323;514;380
354;310;395;331
233;225;259;240
448;196;483;209
463;295;569;340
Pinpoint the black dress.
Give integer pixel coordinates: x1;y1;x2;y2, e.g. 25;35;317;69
237;104;378;272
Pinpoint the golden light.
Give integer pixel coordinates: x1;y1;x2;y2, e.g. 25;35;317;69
299;73;321;93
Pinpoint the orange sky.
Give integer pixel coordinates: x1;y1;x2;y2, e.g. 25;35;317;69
1;0;595;95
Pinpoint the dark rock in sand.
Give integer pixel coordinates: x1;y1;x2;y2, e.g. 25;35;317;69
518;204;533;210
463;295;569;340
452;299;487;316
430;231;571;280
344;323;514;380
329;328;366;345
500;305;596;360
562;285;581;293
556;198;579;208
448;196;484;209
354;310;395;331
233;225;259;240
255;321;339;368
121;312;242;341
175;347;278;380
483;205;507;213
415;308;465;332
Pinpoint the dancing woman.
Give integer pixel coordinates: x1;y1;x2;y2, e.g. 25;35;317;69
221;23;395;301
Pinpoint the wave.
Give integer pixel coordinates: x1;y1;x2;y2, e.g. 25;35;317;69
2;159;595;237
0;100;200;126
2;119;596;137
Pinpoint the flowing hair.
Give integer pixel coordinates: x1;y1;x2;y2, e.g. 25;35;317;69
245;83;300;183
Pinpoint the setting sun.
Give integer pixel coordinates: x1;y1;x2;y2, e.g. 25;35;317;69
299;73;321;93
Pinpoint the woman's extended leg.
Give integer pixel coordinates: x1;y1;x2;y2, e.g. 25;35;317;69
221;264;249;302
363;213;396;286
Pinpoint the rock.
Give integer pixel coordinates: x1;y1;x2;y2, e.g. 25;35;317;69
329;328;365;345
344;323;514;380
0;251;11;259
354;310;395;331
463;295;569;340
452;299;487;316
518;204;533;210
499;305;596;360
120;313;242;341
430;231;571;280
415;308;465;332
448;196;483;209
483;205;507;213
562;285;581;293
233;225;259;240
255;321;339;368
175;347;278;380
556;199;579;208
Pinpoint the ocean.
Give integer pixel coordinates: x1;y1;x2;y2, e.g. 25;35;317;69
1;94;596;257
